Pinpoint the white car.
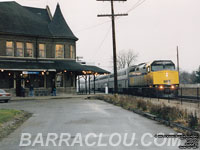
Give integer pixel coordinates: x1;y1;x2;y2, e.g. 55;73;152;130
0;89;11;103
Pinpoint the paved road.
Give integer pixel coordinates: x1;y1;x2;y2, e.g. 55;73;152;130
0;98;183;150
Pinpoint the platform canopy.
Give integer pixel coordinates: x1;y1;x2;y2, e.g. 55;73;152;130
0;58;109;75
80;65;110;75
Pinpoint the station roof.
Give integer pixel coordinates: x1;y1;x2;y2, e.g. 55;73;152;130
48;4;77;39
81;65;110;74
0;2;78;40
0;59;109;75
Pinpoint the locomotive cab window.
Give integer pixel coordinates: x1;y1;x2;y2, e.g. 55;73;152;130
165;64;175;70
151;61;175;71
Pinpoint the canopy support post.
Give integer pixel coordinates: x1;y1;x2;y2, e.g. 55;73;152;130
94;74;96;94
89;75;91;95
85;75;87;94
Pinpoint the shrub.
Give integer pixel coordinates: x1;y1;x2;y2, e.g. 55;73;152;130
158;106;174;121
137;100;147;111
188;112;198;129
150;105;162;116
96;94;200;130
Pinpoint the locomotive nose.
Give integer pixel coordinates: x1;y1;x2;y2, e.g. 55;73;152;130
153;70;179;85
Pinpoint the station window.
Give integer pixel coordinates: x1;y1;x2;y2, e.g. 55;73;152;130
130;68;135;72
6;41;14;56
39;44;46;58
26;43;33;57
16;42;24;57
70;45;75;59
55;44;64;58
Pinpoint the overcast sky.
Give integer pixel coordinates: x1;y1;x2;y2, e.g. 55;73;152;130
1;0;200;72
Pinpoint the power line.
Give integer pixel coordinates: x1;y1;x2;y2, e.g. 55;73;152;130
127;0;146;13
74;20;111;33
97;25;112;50
78;25;111;68
115;0;146;21
74;0;146;33
91;25;111;63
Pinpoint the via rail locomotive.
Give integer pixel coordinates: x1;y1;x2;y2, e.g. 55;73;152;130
91;60;179;97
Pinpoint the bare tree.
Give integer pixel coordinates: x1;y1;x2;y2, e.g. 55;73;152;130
179;70;196;84
117;49;138;70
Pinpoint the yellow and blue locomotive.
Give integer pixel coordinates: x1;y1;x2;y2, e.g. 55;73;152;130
128;60;179;97
93;60;179;97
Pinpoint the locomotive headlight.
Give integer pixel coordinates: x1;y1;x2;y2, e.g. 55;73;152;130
159;85;164;89
171;85;175;89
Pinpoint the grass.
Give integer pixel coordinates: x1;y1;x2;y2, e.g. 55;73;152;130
0;109;22;125
0;109;32;140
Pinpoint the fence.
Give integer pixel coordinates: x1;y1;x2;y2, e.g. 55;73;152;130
78;86;200;105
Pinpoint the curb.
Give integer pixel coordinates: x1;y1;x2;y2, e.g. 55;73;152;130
0;111;32;140
101;98;200;136
10;95;95;101
132;108;200;136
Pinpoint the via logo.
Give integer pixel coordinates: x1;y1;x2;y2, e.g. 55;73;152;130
166;73;168;77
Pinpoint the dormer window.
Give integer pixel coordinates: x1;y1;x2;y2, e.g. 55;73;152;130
55;44;64;58
6;41;14;56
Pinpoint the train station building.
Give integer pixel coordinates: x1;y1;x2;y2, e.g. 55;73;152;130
0;1;109;96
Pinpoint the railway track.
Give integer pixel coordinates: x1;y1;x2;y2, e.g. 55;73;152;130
137;95;200;103
132;95;200;104
81;87;200;104
177;96;200;103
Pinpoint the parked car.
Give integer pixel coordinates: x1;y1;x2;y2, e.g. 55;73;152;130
0;89;11;103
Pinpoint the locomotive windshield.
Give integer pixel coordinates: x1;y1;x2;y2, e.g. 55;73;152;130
151;61;175;71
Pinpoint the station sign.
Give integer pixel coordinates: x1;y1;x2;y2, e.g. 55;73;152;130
22;71;39;75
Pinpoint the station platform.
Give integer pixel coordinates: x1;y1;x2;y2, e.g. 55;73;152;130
10;93;97;101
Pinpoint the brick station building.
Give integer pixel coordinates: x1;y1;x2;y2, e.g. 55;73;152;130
0;2;109;96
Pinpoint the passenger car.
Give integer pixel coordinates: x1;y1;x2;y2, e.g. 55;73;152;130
0;89;11;103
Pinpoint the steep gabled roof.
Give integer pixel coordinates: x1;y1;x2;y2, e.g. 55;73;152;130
0;2;77;40
0;1;51;37
48;4;78;40
23;6;52;23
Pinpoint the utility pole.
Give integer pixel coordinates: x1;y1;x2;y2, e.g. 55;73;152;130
97;0;128;94
177;46;180;73
177;46;180;84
